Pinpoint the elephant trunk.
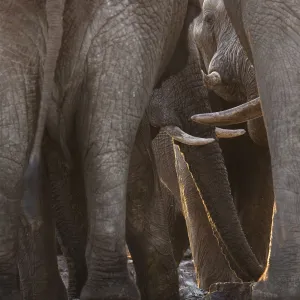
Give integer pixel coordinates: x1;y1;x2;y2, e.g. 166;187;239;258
180;142;263;280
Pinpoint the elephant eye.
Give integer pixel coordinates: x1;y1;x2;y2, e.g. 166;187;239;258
204;13;215;26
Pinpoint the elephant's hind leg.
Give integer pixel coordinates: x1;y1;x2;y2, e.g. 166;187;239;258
126;124;179;300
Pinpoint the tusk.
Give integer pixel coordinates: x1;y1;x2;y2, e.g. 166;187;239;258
163;126;215;146
191;97;262;126
215;127;246;138
202;70;222;89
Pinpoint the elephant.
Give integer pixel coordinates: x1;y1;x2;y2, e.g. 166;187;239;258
0;1;67;300
24;1;206;299
192;0;300;299
192;0;267;147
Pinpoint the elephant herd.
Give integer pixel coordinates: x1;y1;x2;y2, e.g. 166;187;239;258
0;1;299;300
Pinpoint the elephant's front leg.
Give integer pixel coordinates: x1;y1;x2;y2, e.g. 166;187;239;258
126;122;179;300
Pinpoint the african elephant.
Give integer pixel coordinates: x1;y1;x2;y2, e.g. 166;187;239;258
0;2;67;300
25;1;200;299
192;0;300;299
193;0;267;147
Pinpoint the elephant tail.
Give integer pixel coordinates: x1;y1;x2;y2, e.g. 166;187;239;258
22;1;65;230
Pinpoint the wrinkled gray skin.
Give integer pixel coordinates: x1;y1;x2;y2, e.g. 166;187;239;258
217;0;300;299
147;3;263;284
2;1;189;299
190;0;275;285
51;2;262;299
127;2;268;295
153;108;274;292
194;0;267;147
0;2;66;300
126;119;183;300
154;131;239;290
209;94;274;272
45;1;190;299
49;3;229;299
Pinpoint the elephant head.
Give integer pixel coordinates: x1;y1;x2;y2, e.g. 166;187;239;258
147;2;263;282
191;0;268;147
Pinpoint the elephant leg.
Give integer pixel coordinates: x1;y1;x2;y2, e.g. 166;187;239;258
45;137;88;299
0;194;20;300
126;123;179;300
174;145;240;290
78;87;145;300
76;8;187;300
19;157;67;300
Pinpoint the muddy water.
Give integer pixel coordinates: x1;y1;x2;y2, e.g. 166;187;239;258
58;251;205;300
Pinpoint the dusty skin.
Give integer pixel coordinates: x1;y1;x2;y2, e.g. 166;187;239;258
58;249;206;300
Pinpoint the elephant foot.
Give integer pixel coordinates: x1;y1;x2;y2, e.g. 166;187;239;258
204;282;252;300
80;277;140;300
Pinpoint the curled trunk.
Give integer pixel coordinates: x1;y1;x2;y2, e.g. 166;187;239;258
202;70;222;89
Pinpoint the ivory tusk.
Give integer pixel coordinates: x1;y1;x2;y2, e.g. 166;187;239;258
215;127;246;138
163;125;215;146
191;97;262;126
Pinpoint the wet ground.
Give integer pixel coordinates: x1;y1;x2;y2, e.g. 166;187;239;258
58;249;206;299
